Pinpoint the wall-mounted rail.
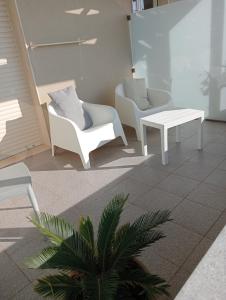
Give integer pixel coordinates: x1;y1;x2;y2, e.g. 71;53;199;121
27;39;86;49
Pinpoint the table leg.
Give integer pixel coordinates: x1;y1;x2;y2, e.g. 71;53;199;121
176;126;181;143
161;126;168;165
198;116;204;150
141;123;148;156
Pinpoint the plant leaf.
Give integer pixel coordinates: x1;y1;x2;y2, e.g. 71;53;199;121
79;216;95;253
97;194;128;271
111;210;171;269
132;210;172;234
83;271;119;300
34;273;83;299
119;259;170;298
25;245;91;274
29;213;74;246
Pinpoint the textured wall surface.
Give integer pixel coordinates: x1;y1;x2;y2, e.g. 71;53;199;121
16;0;132;106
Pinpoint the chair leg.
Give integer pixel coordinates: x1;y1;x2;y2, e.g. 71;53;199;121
135;127;141;141
121;132;128;146
27;184;40;217
80;152;91;169
51;144;55;156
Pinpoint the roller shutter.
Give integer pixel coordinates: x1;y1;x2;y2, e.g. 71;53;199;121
0;0;42;160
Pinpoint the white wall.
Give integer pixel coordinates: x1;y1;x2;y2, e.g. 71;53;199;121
16;0;132;106
131;0;226;120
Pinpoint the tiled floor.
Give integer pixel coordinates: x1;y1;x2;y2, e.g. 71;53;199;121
1;120;226;299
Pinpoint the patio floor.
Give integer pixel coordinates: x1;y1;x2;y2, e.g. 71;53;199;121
1;120;226;299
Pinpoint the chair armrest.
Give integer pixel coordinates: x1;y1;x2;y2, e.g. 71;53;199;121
115;94;139;110
82;102;117;126
48;112;82;150
115;94;139;128
147;88;172;107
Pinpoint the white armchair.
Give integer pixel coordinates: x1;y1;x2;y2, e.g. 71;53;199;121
115;80;172;140
48;100;127;169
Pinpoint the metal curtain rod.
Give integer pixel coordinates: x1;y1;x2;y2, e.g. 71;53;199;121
27;39;86;49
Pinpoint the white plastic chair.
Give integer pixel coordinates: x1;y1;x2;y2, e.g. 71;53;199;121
48;100;128;169
115;80;172;140
0;163;40;216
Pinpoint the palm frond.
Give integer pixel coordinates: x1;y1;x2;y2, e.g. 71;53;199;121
112;227;165;269
30;213;74;246
79;216;95;252
25;246;58;269
119;259;170;298
25;245;91;274
34;273;83;299
111;210;171;269
97;194;128;271
83;271;119;300
30;213;96;272
131;210;171;234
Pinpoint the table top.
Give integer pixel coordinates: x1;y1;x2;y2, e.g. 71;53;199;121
141;108;204;128
175;226;226;300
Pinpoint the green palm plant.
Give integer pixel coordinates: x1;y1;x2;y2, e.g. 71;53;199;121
26;194;171;300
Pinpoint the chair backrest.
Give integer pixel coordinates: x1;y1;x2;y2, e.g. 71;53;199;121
115;83;125;97
116;78;146;98
47;102;58;116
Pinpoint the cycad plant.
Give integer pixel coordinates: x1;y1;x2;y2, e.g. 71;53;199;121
26;194;171;300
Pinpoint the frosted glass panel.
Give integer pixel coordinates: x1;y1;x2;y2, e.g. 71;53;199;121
131;0;226;120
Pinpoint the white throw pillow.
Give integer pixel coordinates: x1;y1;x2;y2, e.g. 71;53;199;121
48;86;93;130
124;78;152;110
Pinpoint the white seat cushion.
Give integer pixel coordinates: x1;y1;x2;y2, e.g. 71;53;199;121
124;78;152;110
48;86;93;130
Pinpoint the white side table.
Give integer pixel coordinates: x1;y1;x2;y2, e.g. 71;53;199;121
140;108;205;165
0;163;40;216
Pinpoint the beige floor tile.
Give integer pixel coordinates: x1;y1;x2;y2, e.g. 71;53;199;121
32;169;95;199
128;165;170;188
172;200;221;236
145;154;185;173
203;121;226;135
81;167;130;192
153;222;202;265
32;181;61;211
182;134;209;150
204;142;226;156
120;203;146;225
73;189;113;217
206;212;226;240
0;202;33;229
157;174;199;197
168;268;191;299
173;161;215;181
95;150;151;168
7;232;50;282
0;224;37;254
207;133;226;145
188;151;225;167
140;248;178;282
187;182;226;211
182;238;213;273
106;177;151;203
43;195;82;218
180;120;200;138
12;283;42;299
205;168;226;188
131;188;183;212
217;158;226;171
70;190;116;232
0;252;29;299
